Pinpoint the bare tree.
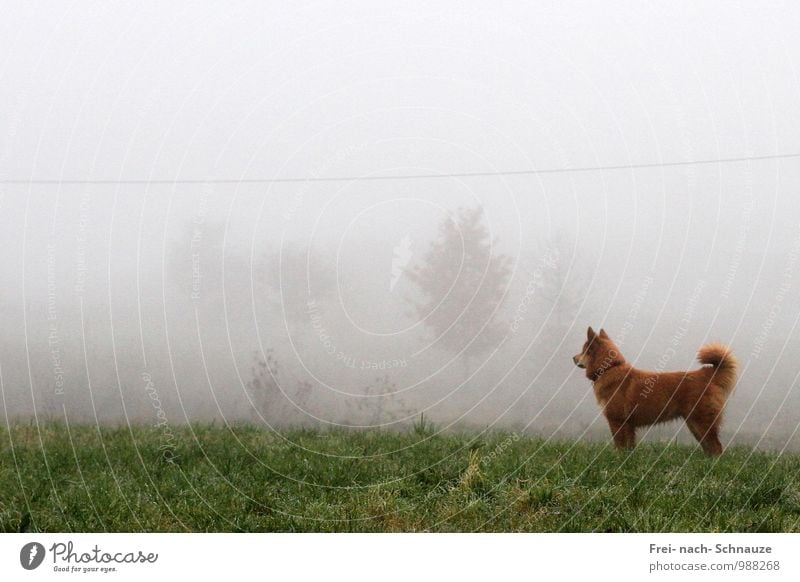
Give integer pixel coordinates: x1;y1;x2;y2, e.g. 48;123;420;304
348;375;414;427
246;349;318;426
242;244;336;426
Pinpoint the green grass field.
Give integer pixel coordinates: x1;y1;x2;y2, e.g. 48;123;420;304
2;423;799;532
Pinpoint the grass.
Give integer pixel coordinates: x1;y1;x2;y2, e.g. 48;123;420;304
2;422;800;532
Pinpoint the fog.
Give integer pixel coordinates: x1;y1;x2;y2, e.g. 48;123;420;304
2;2;800;450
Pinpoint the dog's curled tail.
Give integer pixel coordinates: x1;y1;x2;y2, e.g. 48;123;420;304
698;342;738;395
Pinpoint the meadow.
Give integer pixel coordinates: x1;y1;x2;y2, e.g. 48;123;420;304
1;423;799;532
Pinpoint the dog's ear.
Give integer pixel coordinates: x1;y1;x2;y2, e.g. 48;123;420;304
599;328;609;339
587;326;595;339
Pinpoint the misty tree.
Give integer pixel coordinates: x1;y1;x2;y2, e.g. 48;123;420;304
246;350;280;420
350;375;414;426
245;244;336;424
535;232;587;330
247;349;316;426
408;206;511;379
167;220;232;303
260;243;336;325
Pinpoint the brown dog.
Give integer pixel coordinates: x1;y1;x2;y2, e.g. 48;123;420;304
573;327;737;456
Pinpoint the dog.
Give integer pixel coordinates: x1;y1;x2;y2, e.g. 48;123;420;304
573;327;737;456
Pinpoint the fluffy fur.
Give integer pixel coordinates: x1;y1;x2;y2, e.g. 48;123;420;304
572;327;738;456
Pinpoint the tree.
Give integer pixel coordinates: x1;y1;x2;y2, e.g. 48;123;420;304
246;349;316;426
535;232;586;331
168;221;227;302
260;243;336;326
408;206;511;378
349;375;414;427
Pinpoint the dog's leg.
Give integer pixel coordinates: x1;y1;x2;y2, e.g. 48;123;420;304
686;417;723;456
607;419;634;450
625;425;637;449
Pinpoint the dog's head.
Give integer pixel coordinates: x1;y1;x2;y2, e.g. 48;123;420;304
573;326;624;380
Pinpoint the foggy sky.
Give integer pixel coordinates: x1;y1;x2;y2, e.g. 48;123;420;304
2;1;800;450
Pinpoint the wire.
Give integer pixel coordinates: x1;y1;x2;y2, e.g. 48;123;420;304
2;151;799;186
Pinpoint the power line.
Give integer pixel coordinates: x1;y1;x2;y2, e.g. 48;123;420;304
2;151;799;186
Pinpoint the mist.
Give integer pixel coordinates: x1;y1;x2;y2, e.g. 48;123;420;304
2;1;800;451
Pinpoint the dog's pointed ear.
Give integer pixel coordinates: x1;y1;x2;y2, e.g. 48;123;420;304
587;326;595;339
599;328;609;339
